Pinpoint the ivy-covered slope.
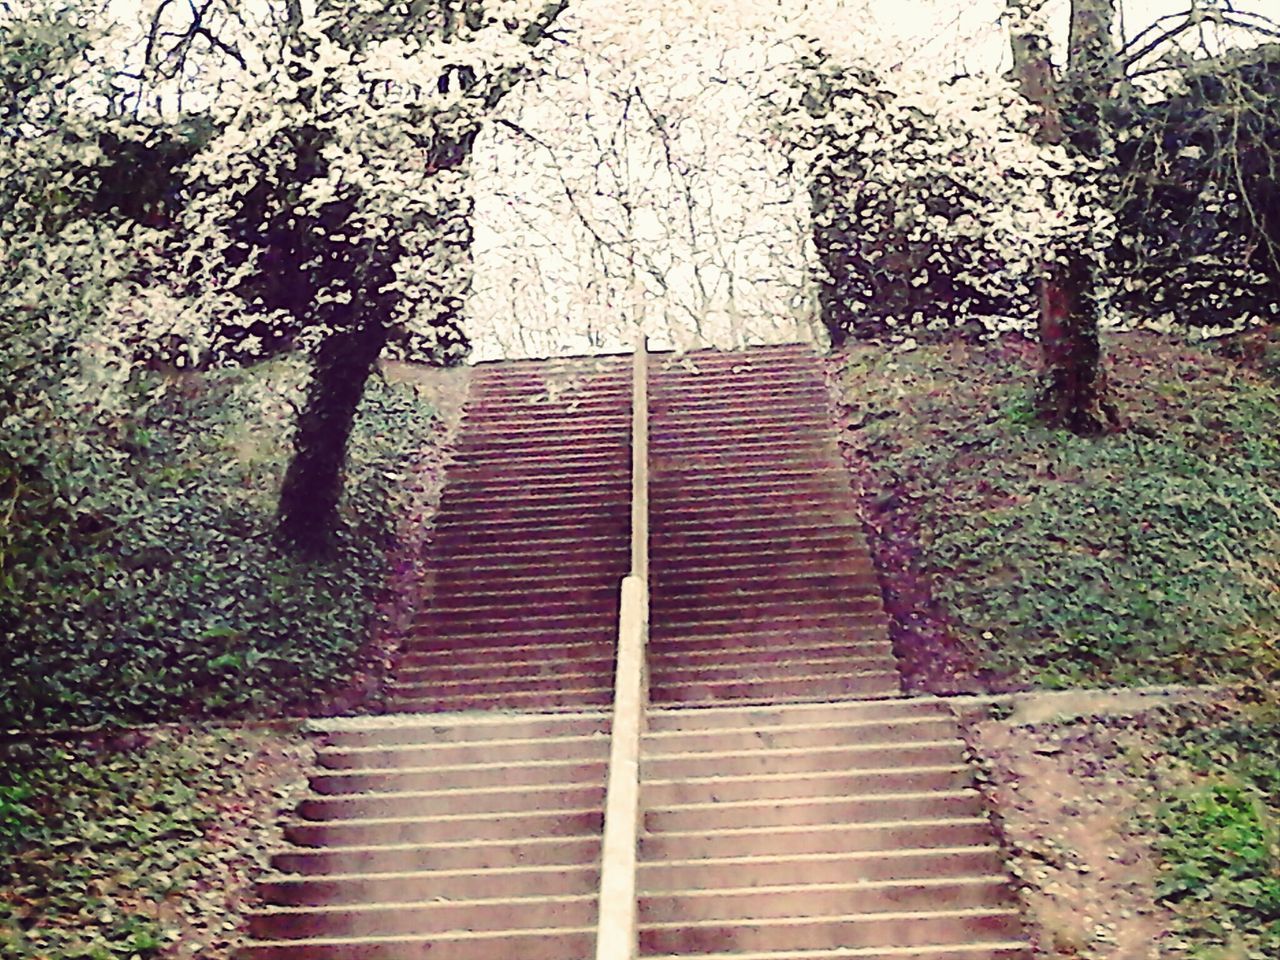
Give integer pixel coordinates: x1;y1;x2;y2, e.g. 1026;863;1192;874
832;331;1280;692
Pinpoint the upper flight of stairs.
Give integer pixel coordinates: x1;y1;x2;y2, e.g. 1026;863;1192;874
240;343;1030;960
648;346;899;705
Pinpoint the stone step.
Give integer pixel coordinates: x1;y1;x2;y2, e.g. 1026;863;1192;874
387;668;614;700
649;644;894;673
387;687;613;714
641;941;1031;960
241;927;597;960
258;863;600;906
645;790;985;833
644;766;974;806
645;741;959;778
285;807;604;847
317;732;610;770
646;698;945;731
639;846;1006;891
315;712;610;749
651;675;902;706
247;893;597;939
654;656;898;687
273;836;601;874
394;655;616;686
642;817;998;862
396;640;614;669
638;876;1013;922
637;909;1024;954
643;714;959;753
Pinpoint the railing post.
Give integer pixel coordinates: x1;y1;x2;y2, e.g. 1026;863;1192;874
595;334;650;960
631;333;649;583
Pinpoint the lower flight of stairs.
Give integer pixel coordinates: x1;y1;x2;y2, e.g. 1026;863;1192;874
241;712;610;959
637;699;1028;960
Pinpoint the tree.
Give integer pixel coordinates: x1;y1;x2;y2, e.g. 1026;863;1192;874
1005;0;1122;435
138;0;569;555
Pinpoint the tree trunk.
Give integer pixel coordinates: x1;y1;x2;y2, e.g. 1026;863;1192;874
1008;0;1121;434
277;321;389;557
1036;252;1116;434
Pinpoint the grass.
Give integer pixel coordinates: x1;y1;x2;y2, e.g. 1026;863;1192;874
1147;694;1280;959
833;331;1280;691
0;357;439;729
0;726;307;960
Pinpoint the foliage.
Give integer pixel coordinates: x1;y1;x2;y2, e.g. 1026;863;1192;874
0;358;436;730
834;332;1280;691
1147;698;1280;960
789;49;1104;344
0;727;304;960
1112;44;1280;331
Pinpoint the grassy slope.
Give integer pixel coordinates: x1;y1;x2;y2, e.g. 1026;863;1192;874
1;357;439;729
831;331;1280;692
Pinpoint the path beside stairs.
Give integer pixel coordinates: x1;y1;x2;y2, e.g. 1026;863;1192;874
241;344;1031;960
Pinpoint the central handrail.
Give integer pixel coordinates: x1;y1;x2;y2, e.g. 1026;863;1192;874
594;334;650;960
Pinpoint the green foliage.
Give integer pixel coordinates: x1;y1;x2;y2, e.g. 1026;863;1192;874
837;335;1280;689
1148;701;1280;959
0;359;435;729
0;728;291;959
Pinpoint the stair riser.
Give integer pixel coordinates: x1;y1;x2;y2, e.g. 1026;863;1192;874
651;675;901;704
259;866;601;906
388;690;613;713
640;848;1006;891
317;716;609;749
646;793;985;832
644;718;960;754
645;744;959;778
308;781;606;817
646;700;946;731
394;657;615;685
638;880;1014;923
395;643;614;669
249;896;597;940
655;657;899;684
642;821;997;860
638;911;1024;953
318;738;609;771
285;809;603;847
273;838;601;875
647;768;973;805
388;673;613;698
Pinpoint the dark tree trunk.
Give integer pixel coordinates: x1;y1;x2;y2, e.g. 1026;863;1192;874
1036;252;1118;433
277;321;389;557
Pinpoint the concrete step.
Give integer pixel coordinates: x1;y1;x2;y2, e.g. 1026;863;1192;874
651;675;902;705
639;846;1005;891
645;790;985;833
248;893;597;940
273;836;601;874
638;876;1013;922
645;741;960;778
387;687;613;714
642;818;999;862
285;807;604;847
241;927;597;960
649;643;893;672
654;656;899;687
315;712;609;748
317;732;610;770
396;640;614;669
645;766;974;805
259;863;600;906
401;624;612;651
638;909;1024;954
394;655;616;686
641;941;1031;960
643;713;959;753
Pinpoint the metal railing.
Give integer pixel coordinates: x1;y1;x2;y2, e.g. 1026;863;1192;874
594;335;650;960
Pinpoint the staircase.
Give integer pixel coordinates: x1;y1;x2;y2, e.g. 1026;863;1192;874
240;343;1031;960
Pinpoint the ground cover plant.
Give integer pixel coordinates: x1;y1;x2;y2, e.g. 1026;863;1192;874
1150;693;1280;959
0;725;310;960
0;359;437;730
830;330;1280;693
